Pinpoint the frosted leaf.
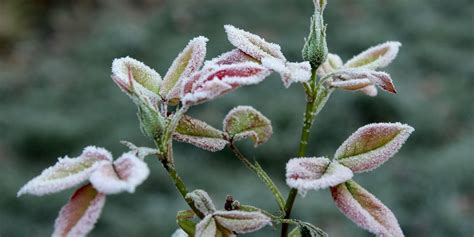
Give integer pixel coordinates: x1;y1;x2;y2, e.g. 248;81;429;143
111;56;162;96
52;184;106;237
262;57;311;88
224;25;285;61
89;153;150;194
18;146;112;197
333;68;397;94
213;210;272;234
195;215;217;237
171;229;189;237
120;141;159;160
313;0;327;12
206;49;256;67
367;71;397;94
174;115;228;152
291;221;328;237
345;41;401;70
330;79;373;91
317;53;343;77
359;85;378;97
335;123;414;173
185;189;216;215
223;106;272;146
330;180;404;237
286;157;353;195
160;36;208;102
181;62;270;106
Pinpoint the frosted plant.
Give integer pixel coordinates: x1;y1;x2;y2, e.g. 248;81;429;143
18;0;414;236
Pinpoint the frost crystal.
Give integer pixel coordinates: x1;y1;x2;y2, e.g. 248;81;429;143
344;41;401;70
286;157;353;195
89;153;150;194
160;36;208;102
181;62;270;106
330;180;404;237
213;210;272;234
17;146;112;197
335;123;414;173
52;184;106;237
174;115;228;152
185;189;217;215
223;105;273;146
195;215;217;237
206;49;256;66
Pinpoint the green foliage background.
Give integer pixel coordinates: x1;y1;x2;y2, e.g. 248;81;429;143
0;0;472;236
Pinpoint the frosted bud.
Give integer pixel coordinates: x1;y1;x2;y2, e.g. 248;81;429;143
302;10;328;69
174;115;228;152
223;106;273;146
330;180;404;237
335;123;414;173
213;210;272;234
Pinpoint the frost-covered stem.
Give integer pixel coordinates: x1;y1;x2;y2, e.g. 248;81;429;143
228;143;286;211
281;68;331;237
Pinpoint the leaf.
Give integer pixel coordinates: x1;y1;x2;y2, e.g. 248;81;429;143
358;84;378;97
120;141;160;159
111;56;162;95
213;210;271;234
176;210;196;236
317;53;343;76
206;49;256;66
195;215;217;237
89;153;150;194
286;157;353;195
174;115;228;152
160;36;208;102
172;229;190;237
181;62;270;106
295;221;328;237
52;184;106;237
185;189;216;215
330;180;404;237
332;68;396;94
329;78;373;91
344;41;401;70
334;123;414;173
18;146;112;196
223;106;272;146
224;25;286;61
261;57;311;88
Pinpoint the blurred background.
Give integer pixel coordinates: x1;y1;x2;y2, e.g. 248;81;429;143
1;0;473;236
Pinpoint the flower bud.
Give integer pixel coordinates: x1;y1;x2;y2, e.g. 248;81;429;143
302;9;328;69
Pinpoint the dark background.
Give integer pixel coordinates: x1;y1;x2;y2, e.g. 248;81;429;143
1;0;473;236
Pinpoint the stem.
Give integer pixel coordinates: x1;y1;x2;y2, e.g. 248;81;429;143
228;143;286;211
281;68;332;237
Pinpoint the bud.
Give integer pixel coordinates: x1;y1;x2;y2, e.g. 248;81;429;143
302;8;328;69
136;101;167;140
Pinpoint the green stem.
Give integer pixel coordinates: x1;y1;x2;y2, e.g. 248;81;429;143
228;143;286;211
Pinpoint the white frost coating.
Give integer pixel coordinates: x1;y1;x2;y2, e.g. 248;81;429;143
17;146;112;197
317;53;343;77
334;123;414;173
223;105;273;146
171;229;189;237
181;62;270;106
185;189;216;215
286;157;353;195
89;153;150;194
120;141;159;160
161;36;208;101
224;25;285;61
205;49;255;67
332;68;396;94
111;56;162;93
262;57;311;88
173;134;228;152
195;215;217;237
344;41;401;70
213;210;272;234
330;78;373;90
53;184;106;237
330;181;404;237
359;85;378;97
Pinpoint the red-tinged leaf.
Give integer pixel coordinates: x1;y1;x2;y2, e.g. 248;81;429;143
345;41;401;70
206;49;256;66
174;115;228;152
161;36;208;102
332;68;397;95
53;184;106;237
286;157;353;195
181;62;270;106
368;71;397;94
331;180;404;237
213;210;272;234
18;146;112;197
89;153;150;194
223;106;272;146
224;25;285;61
195;215;217;237
334;123;414;173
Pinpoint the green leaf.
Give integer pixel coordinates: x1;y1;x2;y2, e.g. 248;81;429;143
174;115;228;152
296;221;328;237
223;106;272;146
177;210;196;236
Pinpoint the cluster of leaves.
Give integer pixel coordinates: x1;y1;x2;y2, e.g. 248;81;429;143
17;0;415;236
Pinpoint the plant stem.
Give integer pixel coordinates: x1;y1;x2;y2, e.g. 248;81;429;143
228;143;286;212
281;68;332;237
